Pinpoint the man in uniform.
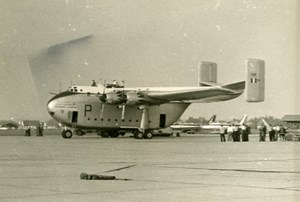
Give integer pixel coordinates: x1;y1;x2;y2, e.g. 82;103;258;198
219;125;226;142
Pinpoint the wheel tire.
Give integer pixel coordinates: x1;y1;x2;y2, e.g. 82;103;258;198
101;130;110;138
62;130;72;139
96;130;102;136
110;130;119;138
144;132;153;139
134;131;144;139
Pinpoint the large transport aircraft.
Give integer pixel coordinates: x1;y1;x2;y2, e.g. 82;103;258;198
47;81;245;139
47;60;264;139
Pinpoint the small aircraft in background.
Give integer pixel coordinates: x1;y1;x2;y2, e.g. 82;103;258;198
0;126;9;130
170;115;216;133
201;114;248;131
170;114;248;134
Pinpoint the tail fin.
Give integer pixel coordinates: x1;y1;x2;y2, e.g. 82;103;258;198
262;119;269;127
208;115;216;124
262;119;272;131
239;114;248;125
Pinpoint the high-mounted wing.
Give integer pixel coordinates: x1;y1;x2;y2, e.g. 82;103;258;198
147;81;245;103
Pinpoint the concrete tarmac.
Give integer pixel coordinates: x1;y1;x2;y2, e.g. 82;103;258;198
0;132;300;202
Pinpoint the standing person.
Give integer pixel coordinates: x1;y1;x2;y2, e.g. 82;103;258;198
269;125;275;141
219;125;226;142
274;125;280;141
91;80;97;87
227;125;233;142
259;123;266;141
232;125;238;142
279;125;286;141
241;124;249;142
25;125;31;136
236;126;241;142
38;122;44;136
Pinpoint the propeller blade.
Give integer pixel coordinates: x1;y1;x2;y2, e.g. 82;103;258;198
121;104;126;120
100;103;105;119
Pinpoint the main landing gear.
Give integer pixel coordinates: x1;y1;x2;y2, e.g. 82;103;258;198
61;128;153;139
133;130;153;139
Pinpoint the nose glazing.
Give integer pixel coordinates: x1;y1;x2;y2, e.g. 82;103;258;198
47;99;56;116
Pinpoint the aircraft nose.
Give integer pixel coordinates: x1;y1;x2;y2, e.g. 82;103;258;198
47;99;56;116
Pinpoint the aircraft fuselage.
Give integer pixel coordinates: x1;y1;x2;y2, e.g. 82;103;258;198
47;91;190;132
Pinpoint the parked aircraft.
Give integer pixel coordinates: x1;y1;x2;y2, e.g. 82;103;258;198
170;115;216;132
47;80;246;139
170;114;247;134
46;58;264;139
201;114;248;131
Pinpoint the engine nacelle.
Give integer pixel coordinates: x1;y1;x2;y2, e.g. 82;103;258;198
125;92;143;105
104;92;123;104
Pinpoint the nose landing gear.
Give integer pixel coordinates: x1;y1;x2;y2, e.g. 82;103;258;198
62;129;73;139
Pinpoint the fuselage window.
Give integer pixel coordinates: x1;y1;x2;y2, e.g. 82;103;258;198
87;118;90;121
108;119;111;122
115;119;118;122
129;120;132;122
94;118;97;121
101;118;104;121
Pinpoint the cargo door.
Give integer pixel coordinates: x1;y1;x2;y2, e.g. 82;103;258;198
159;114;166;128
68;111;78;123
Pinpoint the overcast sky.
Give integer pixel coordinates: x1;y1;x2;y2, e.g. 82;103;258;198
0;0;298;121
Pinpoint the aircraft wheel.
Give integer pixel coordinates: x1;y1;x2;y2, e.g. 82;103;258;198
101;130;110;138
144;131;153;139
110;130;119;138
134;131;144;139
62;130;73;139
96;130;102;136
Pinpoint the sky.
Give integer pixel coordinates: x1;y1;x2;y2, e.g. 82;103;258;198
0;0;299;122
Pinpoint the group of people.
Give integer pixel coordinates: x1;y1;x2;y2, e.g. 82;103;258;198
258;124;287;141
24;123;44;137
91;79;124;88
219;124;250;142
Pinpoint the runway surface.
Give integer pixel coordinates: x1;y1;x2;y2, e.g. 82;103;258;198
0;131;299;202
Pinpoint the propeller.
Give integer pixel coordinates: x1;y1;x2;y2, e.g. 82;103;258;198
116;80;127;120
99;80;106;119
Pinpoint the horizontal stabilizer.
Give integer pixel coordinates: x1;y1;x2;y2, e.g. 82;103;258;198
199;82;220;87
221;81;245;91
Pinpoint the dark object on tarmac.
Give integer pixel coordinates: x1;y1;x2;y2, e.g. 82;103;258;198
80;172;116;180
25;128;31;136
